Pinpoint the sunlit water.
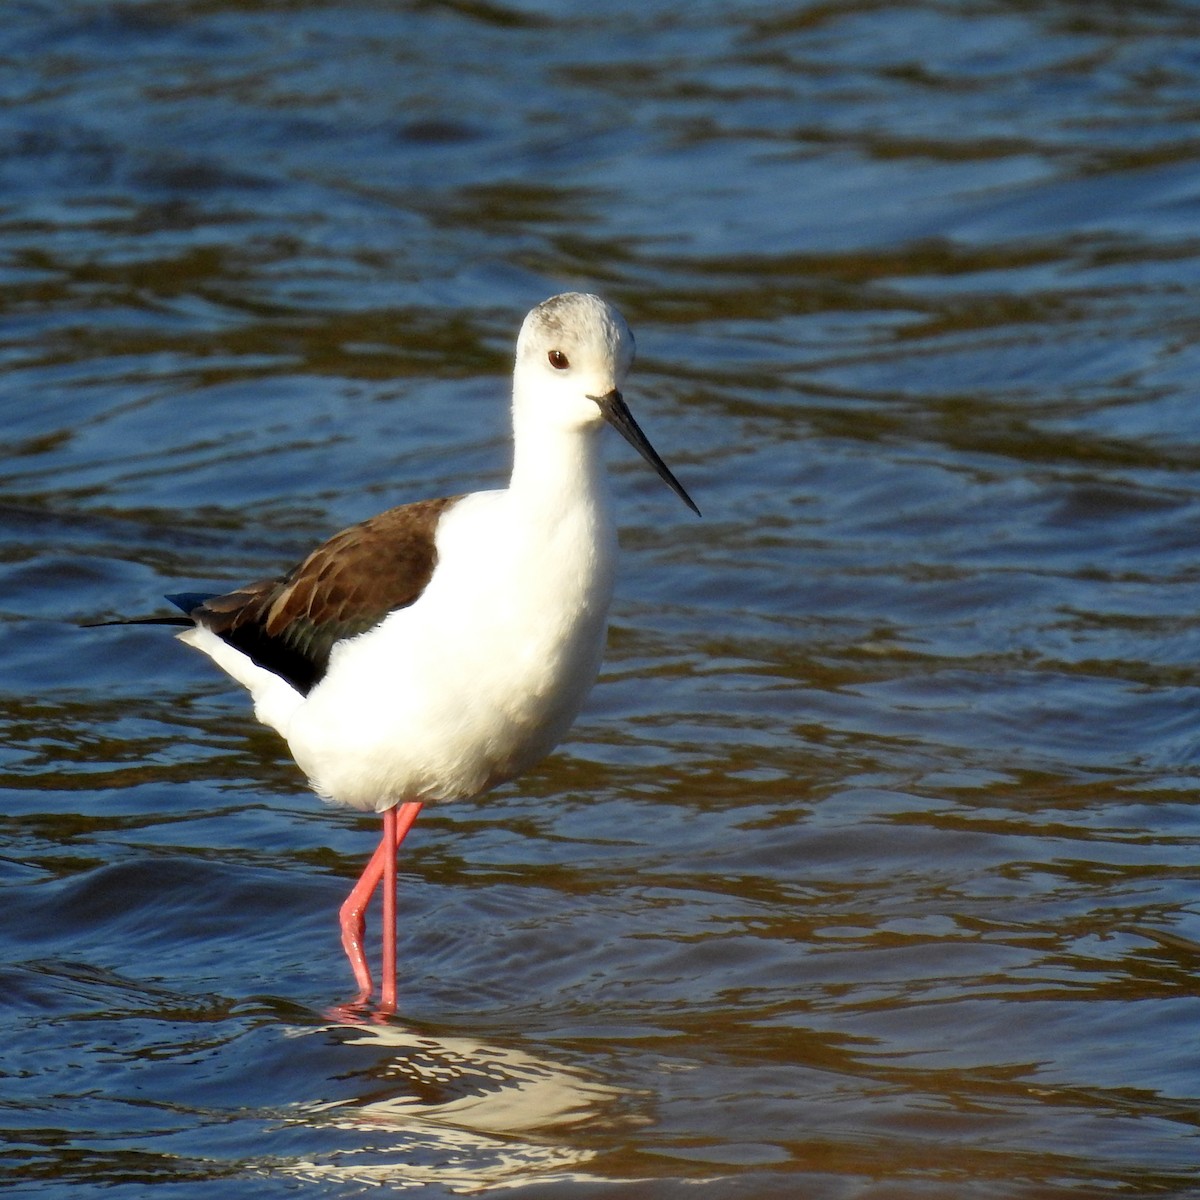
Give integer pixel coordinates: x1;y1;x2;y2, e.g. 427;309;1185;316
5;2;1200;1196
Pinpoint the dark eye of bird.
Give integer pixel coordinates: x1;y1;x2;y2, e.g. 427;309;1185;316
548;349;569;370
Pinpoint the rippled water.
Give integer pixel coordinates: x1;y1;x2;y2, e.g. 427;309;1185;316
6;1;1200;1196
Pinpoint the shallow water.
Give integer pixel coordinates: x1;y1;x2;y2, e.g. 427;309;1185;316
5;1;1200;1196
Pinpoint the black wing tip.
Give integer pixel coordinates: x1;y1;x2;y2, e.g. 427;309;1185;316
82;591;218;629
82;614;194;628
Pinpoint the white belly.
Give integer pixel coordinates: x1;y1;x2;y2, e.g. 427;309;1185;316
282;490;617;811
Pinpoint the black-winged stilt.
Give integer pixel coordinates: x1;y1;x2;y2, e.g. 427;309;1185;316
93;293;698;1009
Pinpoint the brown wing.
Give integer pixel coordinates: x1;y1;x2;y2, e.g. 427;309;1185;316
180;495;460;695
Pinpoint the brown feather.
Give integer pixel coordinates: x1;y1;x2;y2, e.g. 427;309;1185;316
183;495;460;695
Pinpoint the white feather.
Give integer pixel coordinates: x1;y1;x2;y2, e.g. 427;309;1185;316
178;293;639;813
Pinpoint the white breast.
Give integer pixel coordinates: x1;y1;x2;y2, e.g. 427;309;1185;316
281;488;618;811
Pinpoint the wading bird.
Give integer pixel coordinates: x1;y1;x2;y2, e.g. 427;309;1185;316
94;293;699;1009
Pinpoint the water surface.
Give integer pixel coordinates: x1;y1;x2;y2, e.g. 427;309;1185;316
5;2;1200;1196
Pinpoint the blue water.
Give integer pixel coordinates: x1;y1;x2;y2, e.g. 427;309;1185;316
5;2;1200;1196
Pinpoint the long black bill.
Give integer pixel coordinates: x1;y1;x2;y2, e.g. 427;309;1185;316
591;389;700;517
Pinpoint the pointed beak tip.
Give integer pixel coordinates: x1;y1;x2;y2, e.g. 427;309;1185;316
592;390;700;517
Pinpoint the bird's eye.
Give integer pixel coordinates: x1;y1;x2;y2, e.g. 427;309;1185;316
548;350;569;370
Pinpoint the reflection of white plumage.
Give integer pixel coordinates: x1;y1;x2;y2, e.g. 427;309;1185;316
286;1023;631;1189
100;293;698;1009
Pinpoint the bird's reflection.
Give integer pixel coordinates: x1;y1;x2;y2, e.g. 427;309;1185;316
277;1021;640;1191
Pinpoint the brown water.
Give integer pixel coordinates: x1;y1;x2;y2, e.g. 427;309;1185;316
5;2;1200;1196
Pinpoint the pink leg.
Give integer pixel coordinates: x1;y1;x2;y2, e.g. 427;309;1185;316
338;801;423;1007
380;805;399;1010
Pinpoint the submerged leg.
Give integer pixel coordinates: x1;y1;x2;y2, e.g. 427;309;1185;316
337;801;423;1007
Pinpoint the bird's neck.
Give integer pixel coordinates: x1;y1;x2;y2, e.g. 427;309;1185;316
506;412;618;628
508;413;610;521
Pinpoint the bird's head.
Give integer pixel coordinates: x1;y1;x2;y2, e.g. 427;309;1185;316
513;292;699;515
